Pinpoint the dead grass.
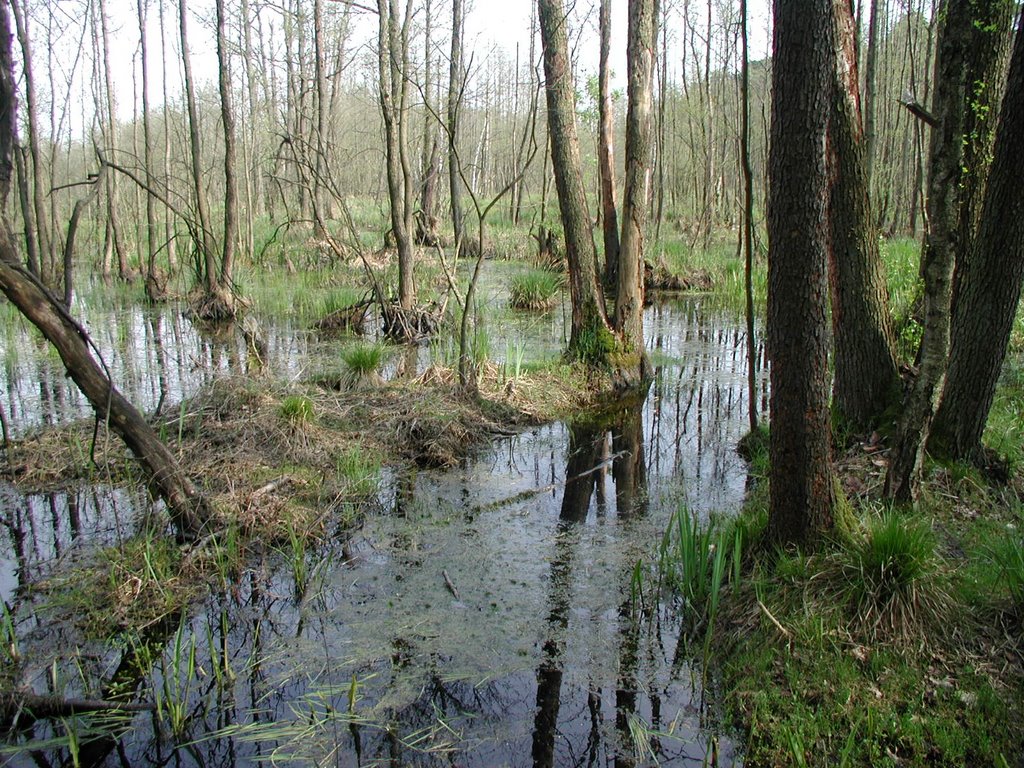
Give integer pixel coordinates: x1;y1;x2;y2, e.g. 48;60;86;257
0;364;597;501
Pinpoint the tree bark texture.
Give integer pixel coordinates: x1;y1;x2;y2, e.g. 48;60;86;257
378;0;416;311
537;0;610;363
827;0;900;432
951;0;1015;285
930;12;1024;460
614;0;657;386
767;0;837;547
598;0;620;288
886;0;974;502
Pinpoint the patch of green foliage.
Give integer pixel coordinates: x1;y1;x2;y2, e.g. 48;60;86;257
882;238;924;364
508;268;563;310
708;492;1023;767
279;395;316;424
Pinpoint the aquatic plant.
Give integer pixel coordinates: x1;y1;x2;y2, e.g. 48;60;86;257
335;446;381;498
155;617;198;740
509;269;563;311
658;507;740;642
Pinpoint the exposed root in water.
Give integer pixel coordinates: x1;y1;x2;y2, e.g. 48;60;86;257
312;299;371;335
644;260;714;294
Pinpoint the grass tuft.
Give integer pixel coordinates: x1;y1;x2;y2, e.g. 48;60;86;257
279;395;316;424
828;511;949;642
508;269;563;311
341;342;387;389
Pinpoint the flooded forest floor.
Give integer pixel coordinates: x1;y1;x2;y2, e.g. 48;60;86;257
0;242;1022;767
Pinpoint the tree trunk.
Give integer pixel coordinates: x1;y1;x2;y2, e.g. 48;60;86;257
739;0;758;433
378;0;416;313
137;0;161;302
862;0;880;188
614;0;657;388
447;0;465;251
886;0;974;503
179;0;218;297
598;0;620;288
827;0;900;433
767;0;837;547
10;0;52;284
930;11;1024;460
215;0;238;305
950;0;1015;309
98;0;128;282
537;0;610;364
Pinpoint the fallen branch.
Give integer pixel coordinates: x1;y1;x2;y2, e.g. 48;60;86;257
1;690;154;723
442;569;460;601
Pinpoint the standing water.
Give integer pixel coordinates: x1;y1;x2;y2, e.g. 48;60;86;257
0;292;761;766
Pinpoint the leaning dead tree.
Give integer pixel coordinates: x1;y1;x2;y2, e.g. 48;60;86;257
0;0;211;540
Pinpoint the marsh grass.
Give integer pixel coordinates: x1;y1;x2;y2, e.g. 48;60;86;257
508;269;563;310
155;617;197;739
658;507;742;645
825;511;950;642
341;342;387;389
279;394;316;425
334;445;382;498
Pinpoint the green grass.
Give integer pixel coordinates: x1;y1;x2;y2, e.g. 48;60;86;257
826;511;949;642
709;492;1023;767
279;395;316;424
881;238;924;363
509;268;563;310
341;342;387;388
334;445;382;498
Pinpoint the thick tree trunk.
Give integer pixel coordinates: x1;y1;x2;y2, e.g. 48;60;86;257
827;0;900;432
767;0;837;547
597;0;620;288
951;0;1014;294
614;0;657;387
930;12;1024;460
886;0;974;502
537;0;610;364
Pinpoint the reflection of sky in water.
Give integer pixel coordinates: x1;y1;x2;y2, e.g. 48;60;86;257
0;283;758;766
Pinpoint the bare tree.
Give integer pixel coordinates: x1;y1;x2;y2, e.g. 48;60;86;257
597;0;620;287
378;0;416;315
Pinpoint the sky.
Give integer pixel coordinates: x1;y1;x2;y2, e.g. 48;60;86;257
57;0;773;131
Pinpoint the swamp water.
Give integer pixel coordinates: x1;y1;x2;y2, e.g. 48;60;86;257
0;290;762;766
